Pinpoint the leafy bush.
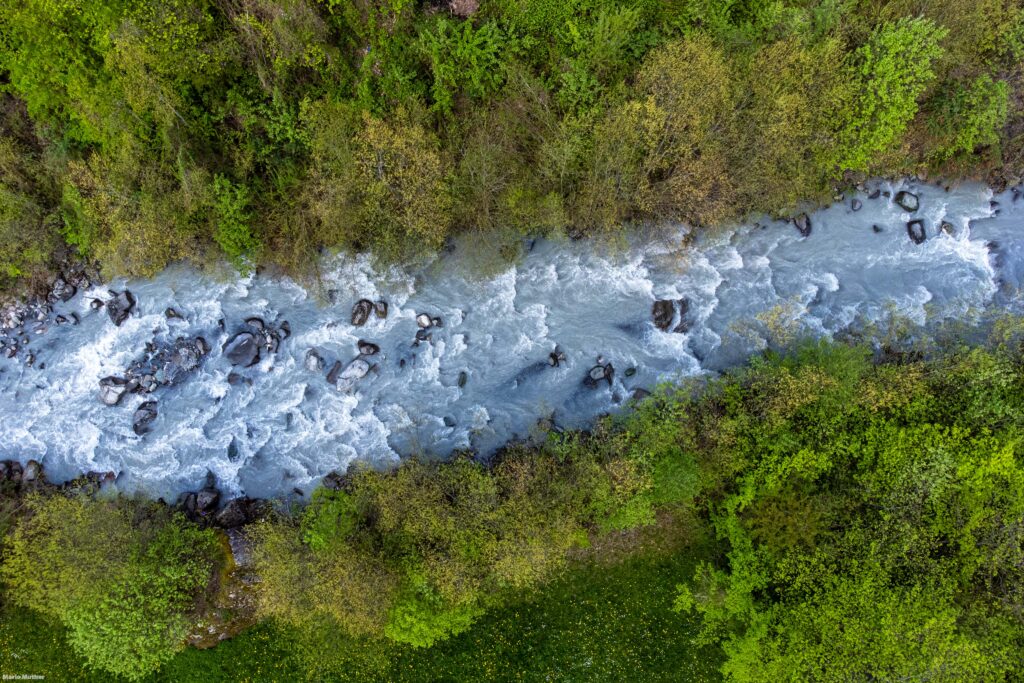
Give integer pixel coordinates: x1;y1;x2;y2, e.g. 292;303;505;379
212;174;260;269
0;496;219;680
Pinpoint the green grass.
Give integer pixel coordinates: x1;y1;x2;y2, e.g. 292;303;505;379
387;547;722;682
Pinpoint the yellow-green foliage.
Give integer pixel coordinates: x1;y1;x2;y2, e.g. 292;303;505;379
253;432;672;649
0;495;218;680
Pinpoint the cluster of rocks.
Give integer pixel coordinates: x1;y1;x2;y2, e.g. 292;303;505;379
0;267;98;362
308;336;380;391
223;317;290;368
0;457;119;498
414;311;443;345
176;477;267;529
3;458;264;531
99;336;212;408
350;298;388;326
652;298;693;333
583;356;614;389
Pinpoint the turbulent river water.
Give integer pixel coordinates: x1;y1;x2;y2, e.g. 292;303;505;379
2;179;1023;499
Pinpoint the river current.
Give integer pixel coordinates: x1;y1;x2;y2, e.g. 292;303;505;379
2;179;1022;499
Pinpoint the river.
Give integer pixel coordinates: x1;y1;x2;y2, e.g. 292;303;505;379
1;179;1021;499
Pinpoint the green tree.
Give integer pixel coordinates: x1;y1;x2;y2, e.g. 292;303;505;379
838;17;947;171
1;496;219;680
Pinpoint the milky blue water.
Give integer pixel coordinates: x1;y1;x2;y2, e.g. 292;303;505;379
2;179;1021;498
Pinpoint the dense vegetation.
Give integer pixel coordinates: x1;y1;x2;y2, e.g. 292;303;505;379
3;326;1024;680
1;0;1023;291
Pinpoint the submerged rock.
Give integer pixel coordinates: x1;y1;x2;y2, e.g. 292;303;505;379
106;290;136;326
305;348;325;372
326;360;343;385
895;191;919;212
132;401;158;435
338;358;371;384
907;219;927;245
351;299;374;326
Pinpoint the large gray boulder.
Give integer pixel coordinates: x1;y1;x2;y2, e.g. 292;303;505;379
793;213;811;238
338;358;371;383
652;300;674;331
351;299;374;326
99;376;130;406
132;401;158;435
223;332;261;367
895;191;919;212
106;290;136;326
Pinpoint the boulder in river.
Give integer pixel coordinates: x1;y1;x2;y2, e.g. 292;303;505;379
357;340;380;356
652;300;675;331
305;348;325;372
416;313;433;328
549;347;567;367
851;198;863;212
132;401;158;435
22;459;42;485
106;290;136;326
244;317;265;333
164;307;183;320
374;301;389;319
338;358;371;384
673;298;692;334
907;219;927;245
98;376;130;406
895;191;919;212
793;213;811;238
351;299;374;326
326;360;343;385
868;189;881;200
223;332;261;367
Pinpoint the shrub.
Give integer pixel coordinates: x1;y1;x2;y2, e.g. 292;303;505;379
0;496;219;680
